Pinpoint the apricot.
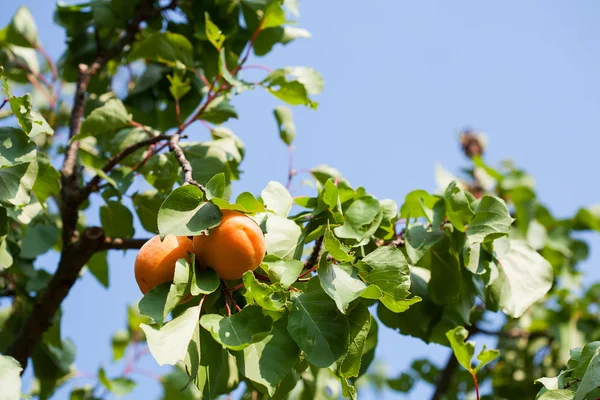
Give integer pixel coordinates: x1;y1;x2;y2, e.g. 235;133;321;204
134;235;194;294
193;209;266;280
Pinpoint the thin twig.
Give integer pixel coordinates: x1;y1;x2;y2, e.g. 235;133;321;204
100;237;151;251
36;45;58;81
168;134;206;192
80;134;172;199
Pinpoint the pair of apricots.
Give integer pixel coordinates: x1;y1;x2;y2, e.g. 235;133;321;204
134;209;266;295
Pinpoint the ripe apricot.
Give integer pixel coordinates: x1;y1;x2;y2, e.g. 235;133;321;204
193;209;266;280
134;235;194;294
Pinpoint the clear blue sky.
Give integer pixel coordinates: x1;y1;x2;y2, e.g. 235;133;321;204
3;1;600;399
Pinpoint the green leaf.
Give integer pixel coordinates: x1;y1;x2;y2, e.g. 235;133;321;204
167;72;191;100
405;224;445;264
161;366;201;400
466;196;513;243
575;345;600;400
205;173;226;200
262;1;286;29
139;257;194;325
0;162;38;207
111;330;130;361
98;368;135;397
86;251;109;288
273;106;295;145
323;228;354;262
32;154;60;205
205;13;225;50
339;302;371;378
445;326;475;372
0;355;22;400
262;67;322;108
7;6;38;47
243;272;288;312
19;223;59;259
0;127;36;167
236;192;265;213
100;201;135;239
321;179;340;210
264;215;301;259
200;305;273;351
486;240;553;318
131;190;166;234
8;94;53;138
141;305;201;366
130;31;194;68
157;185;222;238
73;99;131;141
473;345;500;373
319;258;367;313
220;49;254;94
357;247;420;312
236;319;299;396
191;267;220;296
261;181;292;217
287;281;350;367
200;96;238;124
427;237;462;305
261;256;304;289
334;195;382;242
443;181;475;231
538;390;577;400
0;239;13;269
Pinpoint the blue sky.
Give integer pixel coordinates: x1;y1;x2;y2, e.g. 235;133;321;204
3;1;600;399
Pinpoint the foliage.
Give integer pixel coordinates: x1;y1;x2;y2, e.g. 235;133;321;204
0;2;598;400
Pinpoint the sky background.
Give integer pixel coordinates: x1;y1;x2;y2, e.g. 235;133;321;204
3;1;600;399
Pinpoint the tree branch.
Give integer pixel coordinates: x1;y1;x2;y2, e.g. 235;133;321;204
80;134;172;201
100;237;151;251
9;0;179;372
7;228;106;368
431;352;458;400
168;134;206;192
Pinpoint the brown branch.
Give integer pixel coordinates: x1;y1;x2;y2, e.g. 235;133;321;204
168;134;206;192
9;0;179;372
305;236;323;269
431;351;458;400
7;228;106;368
100;237;151;251
80;134;171;200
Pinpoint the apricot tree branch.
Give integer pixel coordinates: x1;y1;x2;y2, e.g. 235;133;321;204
80;134;172;200
169;134;206;192
7;228;106;368
100;237;152;251
9;0;179;372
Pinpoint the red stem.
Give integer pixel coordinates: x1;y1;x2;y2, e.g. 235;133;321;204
130;120;156;137
298;264;318;279
241;64;273;73
175;97;182;130
36;45;58;81
232;283;245;291
472;373;480;400
26;74;54;107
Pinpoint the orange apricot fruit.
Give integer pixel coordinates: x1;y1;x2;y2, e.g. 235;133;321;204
193;209;266;280
134;235;194;294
